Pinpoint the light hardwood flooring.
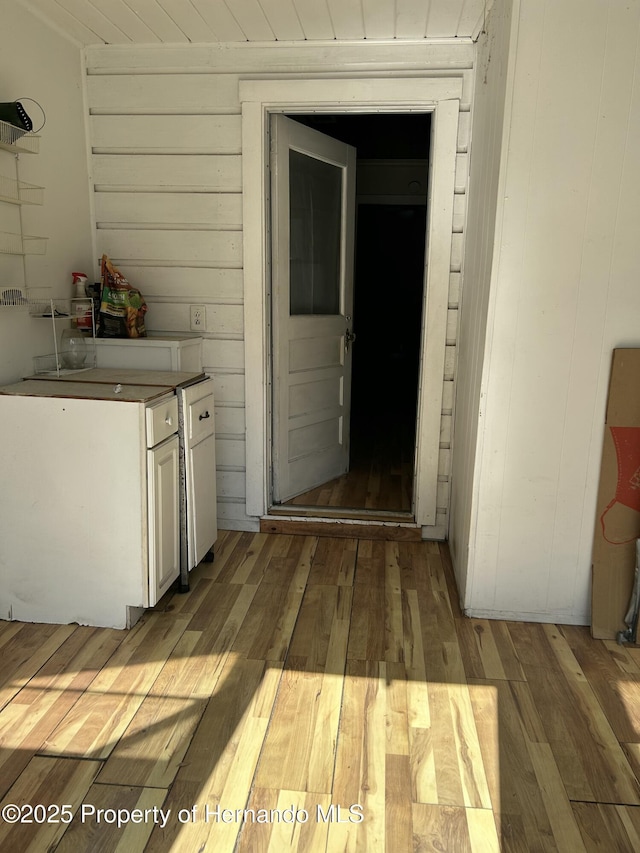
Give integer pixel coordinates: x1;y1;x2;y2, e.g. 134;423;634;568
1;530;640;851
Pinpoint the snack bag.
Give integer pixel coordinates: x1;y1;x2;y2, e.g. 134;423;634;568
99;255;147;338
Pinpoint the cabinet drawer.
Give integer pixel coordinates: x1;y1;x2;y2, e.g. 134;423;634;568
182;378;215;443
146;395;178;448
187;393;215;443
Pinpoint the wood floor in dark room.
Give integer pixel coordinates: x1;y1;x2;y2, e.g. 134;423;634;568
1;530;639;851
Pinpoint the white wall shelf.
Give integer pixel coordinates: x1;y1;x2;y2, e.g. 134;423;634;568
0;231;47;255
0;119;45;313
0;119;39;154
0;287;28;307
0;173;44;205
28;294;71;318
30;295;97;376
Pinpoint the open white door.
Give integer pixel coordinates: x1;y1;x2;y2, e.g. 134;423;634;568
271;114;356;504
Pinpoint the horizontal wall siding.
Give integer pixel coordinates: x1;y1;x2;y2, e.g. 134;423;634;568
92;155;242;190
94;194;243;225
87;75;241;113
90;115;242;152
85;41;473;530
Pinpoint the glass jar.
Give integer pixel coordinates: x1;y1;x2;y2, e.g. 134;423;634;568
60;327;88;370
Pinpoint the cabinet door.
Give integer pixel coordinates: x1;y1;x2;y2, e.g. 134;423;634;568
187;432;218;568
148;434;180;605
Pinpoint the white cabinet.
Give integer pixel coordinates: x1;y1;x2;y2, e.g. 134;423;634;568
0;380;181;628
94;335;203;372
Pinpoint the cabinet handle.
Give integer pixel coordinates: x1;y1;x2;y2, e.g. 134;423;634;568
199;411;210;421
165;416;173;426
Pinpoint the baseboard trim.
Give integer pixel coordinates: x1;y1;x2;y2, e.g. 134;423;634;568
464;607;589;626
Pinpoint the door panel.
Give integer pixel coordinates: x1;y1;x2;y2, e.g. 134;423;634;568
148;434;180;605
289;335;343;372
271;114;356;503
182;379;217;569
188;433;218;567
289;374;342;417
289;418;340;458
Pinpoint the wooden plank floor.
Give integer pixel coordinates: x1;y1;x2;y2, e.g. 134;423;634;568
1;530;640;851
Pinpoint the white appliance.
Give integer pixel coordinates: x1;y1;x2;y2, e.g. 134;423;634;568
0;368;217;628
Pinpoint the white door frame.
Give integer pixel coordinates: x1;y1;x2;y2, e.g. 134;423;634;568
240;77;461;528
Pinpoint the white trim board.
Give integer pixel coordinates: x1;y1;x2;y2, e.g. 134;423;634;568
87;43;475;74
240;77;462;525
464;608;590;627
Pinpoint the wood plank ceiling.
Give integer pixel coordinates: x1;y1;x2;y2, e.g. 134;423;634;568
18;0;492;45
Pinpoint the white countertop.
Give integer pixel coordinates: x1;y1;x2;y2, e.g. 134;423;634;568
0;378;177;403
26;366;205;386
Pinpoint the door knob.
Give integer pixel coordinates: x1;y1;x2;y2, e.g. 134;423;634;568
345;328;357;351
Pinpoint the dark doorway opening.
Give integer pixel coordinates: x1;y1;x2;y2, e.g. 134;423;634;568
350;203;426;512
281;113;431;515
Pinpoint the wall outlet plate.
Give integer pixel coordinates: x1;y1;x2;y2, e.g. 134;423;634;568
190;305;206;331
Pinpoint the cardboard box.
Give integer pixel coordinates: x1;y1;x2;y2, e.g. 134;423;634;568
591;349;640;639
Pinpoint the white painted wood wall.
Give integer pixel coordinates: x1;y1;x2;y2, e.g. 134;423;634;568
85;42;475;530
457;0;640;625
0;3;94;386
450;1;516;597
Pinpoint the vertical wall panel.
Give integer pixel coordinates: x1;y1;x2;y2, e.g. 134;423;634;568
461;0;640;625
450;0;515;595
